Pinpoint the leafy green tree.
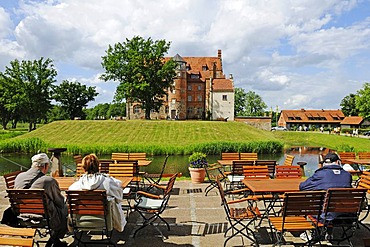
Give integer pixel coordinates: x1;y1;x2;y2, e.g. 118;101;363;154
340;93;358;116
47;105;69;122
234;88;267;116
1;58;56;131
355;82;370;120
107;102;126;118
245;91;267;116
234;87;248;116
52;80;98;120
101;36;177;119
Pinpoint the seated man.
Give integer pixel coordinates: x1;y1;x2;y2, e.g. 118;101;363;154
14;153;68;247
299;152;352;240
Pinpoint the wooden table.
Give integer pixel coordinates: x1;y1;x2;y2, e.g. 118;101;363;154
242;178;305;193
54;176;133;191
242;178;306;226
138;160;152;166
343;159;370;165
217;160;236;166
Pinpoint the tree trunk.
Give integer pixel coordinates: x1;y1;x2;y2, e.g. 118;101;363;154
28;122;33;132
145;108;151;120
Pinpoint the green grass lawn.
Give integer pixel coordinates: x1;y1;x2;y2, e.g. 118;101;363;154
2;120;369;154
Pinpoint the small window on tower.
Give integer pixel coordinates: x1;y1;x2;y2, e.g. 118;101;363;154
222;95;228;101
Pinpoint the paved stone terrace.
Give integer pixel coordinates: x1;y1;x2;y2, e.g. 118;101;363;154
1;178;370;247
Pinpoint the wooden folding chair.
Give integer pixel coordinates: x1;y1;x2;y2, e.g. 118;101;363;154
255;160;277;178
221;152;240;160
204;163;227;196
358;152;370;159
143;155;169;186
99;159;114;174
73;154;82;165
240;152;258;161
338;152;356;164
321;188;367;246
133;173;178;238
3;170;24;189
275;165;302;179
243;165;269;179
268;191;326;246
76;163;85;177
215;178;260;246
225;160;254;191
6;189;51;245
111;152;129;161
357;171;370;231
66;190;115;246
129;152;147;160
109;160;141;190
0;226;35;247
282;154;295;166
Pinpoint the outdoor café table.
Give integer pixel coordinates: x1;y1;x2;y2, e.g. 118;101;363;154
137;160;152;167
54;176;133;191
242;178;305;226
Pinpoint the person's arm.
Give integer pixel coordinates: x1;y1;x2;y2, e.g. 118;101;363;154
43;179;66;209
299;171;322;191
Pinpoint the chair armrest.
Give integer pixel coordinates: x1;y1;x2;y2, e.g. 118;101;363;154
227;197;255;204
148;183;166;190
136;191;161;199
228;188;250;194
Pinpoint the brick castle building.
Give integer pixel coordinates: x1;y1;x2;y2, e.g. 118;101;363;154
127;50;234;120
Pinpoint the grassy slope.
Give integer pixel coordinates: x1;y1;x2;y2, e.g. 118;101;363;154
14;120;369;152
16;120;276;146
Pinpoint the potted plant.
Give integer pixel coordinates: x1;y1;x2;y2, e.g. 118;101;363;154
188;152;207;183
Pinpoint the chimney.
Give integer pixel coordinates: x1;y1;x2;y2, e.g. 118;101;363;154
229;74;233;80
218;49;222;58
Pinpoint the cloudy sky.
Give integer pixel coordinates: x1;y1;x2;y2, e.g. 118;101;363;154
1;0;370;111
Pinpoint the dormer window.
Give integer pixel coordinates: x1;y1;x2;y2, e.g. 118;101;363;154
202;65;208;71
190;73;199;79
186;65;191;71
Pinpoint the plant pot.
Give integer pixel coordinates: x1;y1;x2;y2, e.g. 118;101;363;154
189;167;206;183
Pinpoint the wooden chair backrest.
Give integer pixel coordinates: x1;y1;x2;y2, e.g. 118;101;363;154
358;152;370;159
3;171;24;189
282;191;325;219
231;160;254;175
129;152;147;160
99;159;114;174
109;160;138;178
6;189;49;223
0;226;35;247
73;154;82;164
254;160;277;178
111;152;129;161
283;155;295;166
275;165;302;179
221;152;240;160
323;188;367;220
338;152;356;160
240;152;258;161
66;190;109;230
76;163;85;177
357;171;370;193
243;165;269;179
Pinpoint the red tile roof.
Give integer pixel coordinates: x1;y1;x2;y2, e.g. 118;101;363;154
213;78;233;91
280;109;344;123
341;116;363;125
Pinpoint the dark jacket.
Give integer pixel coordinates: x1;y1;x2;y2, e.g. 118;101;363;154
299;164;352;191
299;164;352;222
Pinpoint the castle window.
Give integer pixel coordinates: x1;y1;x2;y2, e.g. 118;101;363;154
190;74;199;79
188;85;192;90
188;95;192;102
197;95;202;102
222;95;228;101
133;105;141;114
198;85;202;91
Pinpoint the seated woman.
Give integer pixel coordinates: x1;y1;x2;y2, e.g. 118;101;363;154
69;153;126;231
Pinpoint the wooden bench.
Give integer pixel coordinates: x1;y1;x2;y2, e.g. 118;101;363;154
0;226;35;247
275;165;302;179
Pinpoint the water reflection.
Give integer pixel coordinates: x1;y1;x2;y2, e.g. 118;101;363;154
0;148;325;177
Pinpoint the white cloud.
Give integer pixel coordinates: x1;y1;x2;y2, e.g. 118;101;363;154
1;0;370;110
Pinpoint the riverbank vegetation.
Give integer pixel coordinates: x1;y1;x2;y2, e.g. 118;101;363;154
0;120;368;154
